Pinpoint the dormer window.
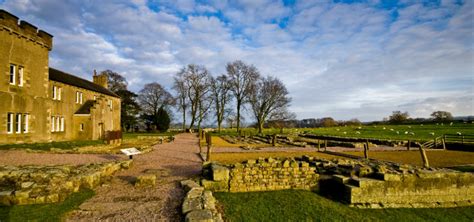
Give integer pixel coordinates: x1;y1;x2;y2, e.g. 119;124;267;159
9;64;16;85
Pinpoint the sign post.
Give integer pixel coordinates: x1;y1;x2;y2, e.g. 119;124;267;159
120;148;142;159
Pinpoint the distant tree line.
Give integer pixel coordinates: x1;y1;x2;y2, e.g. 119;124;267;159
100;60;292;133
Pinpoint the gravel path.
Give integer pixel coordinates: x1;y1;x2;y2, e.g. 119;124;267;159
67;133;202;221
0;150;125;166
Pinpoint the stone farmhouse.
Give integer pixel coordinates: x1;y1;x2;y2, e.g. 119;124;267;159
0;9;121;145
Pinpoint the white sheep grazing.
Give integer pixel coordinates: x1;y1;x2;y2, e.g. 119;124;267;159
343;132;347;134
355;131;361;134
396;131;400;134
457;132;462;135
420;124;424;126
450;122;453;126
357;127;362;129
408;126;412;128
405;131;408;134
383;127;386;130
430;132;435;136
390;128;394;131
336;129;340;131
410;132;415;135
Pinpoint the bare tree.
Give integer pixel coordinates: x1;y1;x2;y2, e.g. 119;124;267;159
177;64;212;130
226;60;260;132
249;76;291;134
211;75;232;132
138;82;174;130
173;75;188;131
100;70;127;93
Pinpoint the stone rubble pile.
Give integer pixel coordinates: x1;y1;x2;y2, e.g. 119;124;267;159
0;160;132;206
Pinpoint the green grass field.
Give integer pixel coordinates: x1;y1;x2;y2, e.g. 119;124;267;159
0;140;104;151
215;190;474;222
0;189;94;221
213;123;474;141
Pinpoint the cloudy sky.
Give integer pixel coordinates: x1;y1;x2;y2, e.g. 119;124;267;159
1;0;473;121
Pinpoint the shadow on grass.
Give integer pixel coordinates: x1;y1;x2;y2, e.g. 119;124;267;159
0;189;95;222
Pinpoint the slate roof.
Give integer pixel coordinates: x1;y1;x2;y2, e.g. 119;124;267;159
49;68;120;98
75;100;96;115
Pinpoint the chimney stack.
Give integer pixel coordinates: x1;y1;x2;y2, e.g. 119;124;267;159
92;70;108;89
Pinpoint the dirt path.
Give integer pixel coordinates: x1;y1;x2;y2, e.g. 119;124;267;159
67;133;202;221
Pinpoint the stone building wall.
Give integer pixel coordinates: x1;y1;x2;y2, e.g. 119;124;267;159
49;79;121;141
0;10;53;144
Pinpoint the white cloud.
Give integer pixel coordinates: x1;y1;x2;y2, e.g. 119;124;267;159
1;0;472;122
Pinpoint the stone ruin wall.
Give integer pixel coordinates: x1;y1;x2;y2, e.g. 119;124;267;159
203;156;474;208
202;158;319;193
0;160;132;206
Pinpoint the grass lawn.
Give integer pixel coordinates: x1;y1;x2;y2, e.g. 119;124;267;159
213;124;474;141
0;189;94;222
0;140;104;151
345;150;474;167
122;132;175;139
302;124;474;141
215;190;474;222
0;132;174;153
210;152;346;164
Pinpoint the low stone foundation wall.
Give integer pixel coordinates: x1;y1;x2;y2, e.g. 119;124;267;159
0;160;132;206
181;180;223;222
202;156;474;208
330;171;474;208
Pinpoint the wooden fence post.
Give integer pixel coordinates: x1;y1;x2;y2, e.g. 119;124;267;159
324;140;327;151
272;134;277;147
462;136;465;144
442;136;446;150
363;143;369;159
407;140;411;151
419;145;430;168
317;139;320;152
365;139;370;151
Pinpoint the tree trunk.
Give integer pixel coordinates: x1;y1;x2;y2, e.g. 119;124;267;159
182;107;186;131
258;120;264;134
236;100;241;132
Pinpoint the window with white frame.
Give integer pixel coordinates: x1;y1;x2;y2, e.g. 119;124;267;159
51;116;55;132
9;64;16;85
55;116;60;132
23;114;29;133
16;114;21;133
60;117;64;132
52;86;57;100
57;87;61;100
7;113;14;134
52;86;62;100
76;92;83;104
18;66;24;87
